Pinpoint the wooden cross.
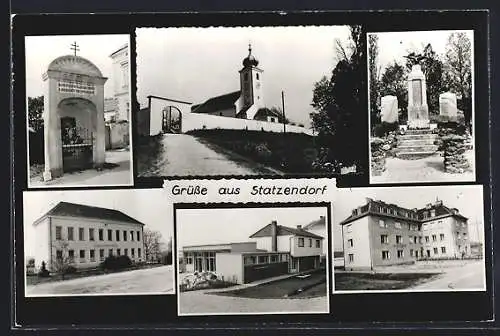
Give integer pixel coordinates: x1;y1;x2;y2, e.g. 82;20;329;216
70;41;80;56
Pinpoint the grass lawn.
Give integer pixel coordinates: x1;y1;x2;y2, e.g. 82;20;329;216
334;272;440;291
214;270;327;299
26;263;166;286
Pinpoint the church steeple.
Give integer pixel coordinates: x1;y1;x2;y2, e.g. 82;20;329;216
242;43;259;68
239;44;264;110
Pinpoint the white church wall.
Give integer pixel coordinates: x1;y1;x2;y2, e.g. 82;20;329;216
182;111;313;135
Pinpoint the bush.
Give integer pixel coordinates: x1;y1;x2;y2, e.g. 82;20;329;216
372;122;398;138
63;265;77;275
100;255;133;270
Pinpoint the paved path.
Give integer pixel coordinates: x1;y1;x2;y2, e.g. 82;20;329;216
410;260;485;290
372;150;474;183
179;290;328;315
26;265;174;296
30;149;132;187
140;134;280;176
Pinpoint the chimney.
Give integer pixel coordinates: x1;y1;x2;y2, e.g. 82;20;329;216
296;225;302;229
271;220;278;252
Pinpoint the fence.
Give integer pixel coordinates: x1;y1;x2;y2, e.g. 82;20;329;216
29;130;44;164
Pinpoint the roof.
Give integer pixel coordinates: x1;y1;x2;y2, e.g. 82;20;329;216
340;199;468;226
303;216;326;230
249;223;324;239
109;44;128;57
47;55;103;77
33;201;144;226
192;91;241;114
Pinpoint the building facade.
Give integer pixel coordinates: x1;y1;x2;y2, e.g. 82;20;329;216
109;44;130;122
181;220;324;284
32;201;145;272
340;198;471;271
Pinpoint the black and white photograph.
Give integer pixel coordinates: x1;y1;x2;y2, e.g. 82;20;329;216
333;185;485;292
368;30;475;183
176;205;329;315
23;189;174;297
135;25;366;177
26;34;133;188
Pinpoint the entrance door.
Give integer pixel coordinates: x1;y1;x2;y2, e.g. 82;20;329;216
195;258;203;272
426;250;431;258
161;106;182;134
60;117;93;172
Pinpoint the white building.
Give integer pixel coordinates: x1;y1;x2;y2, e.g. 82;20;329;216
32;201;145;272
109;44;130;122
303;215;327;259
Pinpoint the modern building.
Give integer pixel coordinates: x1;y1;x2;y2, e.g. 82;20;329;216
181;220;324;284
303;215;327;263
340;198;471;271
109;44;130;122
32;201;145;272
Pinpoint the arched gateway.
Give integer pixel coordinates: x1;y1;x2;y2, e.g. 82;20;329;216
42;55;108;181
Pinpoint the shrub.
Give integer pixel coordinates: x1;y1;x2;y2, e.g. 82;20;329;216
63;265;77;275
100;255;133;270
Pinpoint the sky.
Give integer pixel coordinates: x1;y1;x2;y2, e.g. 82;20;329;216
23;189;172;258
176;206;327;250
25;34;129;99
332;185;485;251
372;30;474;73
136;26;351;127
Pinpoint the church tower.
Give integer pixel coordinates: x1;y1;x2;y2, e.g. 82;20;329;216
239;44;264;109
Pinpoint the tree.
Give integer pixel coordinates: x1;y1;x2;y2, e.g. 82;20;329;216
404;43;444;116
443;32;473;127
51;240;76;280
143;229;163;263
310;25;366;174
379;61;408;123
28;96;44;132
368;34;380;126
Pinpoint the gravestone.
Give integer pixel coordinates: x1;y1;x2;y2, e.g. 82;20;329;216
380;95;398;123
407;65;430;129
439;92;458;120
42;55;108;181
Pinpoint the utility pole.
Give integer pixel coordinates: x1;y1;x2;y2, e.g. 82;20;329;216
281;91;286;135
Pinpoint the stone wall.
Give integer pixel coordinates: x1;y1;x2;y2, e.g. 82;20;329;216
370;137;386;176
442;134;469;173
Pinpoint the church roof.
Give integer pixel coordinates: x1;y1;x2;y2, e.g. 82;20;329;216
192;91;241;114
33;201;145;226
47;55;103;77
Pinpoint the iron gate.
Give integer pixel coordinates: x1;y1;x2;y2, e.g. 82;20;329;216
161;106;182;134
61;117;93;172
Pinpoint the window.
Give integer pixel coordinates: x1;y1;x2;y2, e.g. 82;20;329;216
396;235;403;244
397;250;404;258
130;231;134;241
419;237;423;244
316;239;320;248
348;254;354;263
138;248;142;258
348;239;353;247
309;238;312;247
408;236;413;244
414;236;418;244
281;254;289;262
108;249;113;256
410;249;414;257
79;227;84;241
117;249;121;256
68;227;74;241
382;250;390;260
79;250;85;262
270;255;279;263
68;250;75;262
116;230;120;241
98;229;103;241
346;224;352;233
244;256;256;265
123;230;127;241
99;249;105;261
463;233;467;239
258;255;268;264
433;247;438;255
56;226;62;240
131;248;135;258
56;250;63;260
124;248;128;256
89;228;95;241
380;235;389;244
432;234;437;242
108;229;112;241
256;73;259;80
379;220;386;228
440;233;445;241
137;231;141;241
90;250;95;262
186;257;193;265
395;222;401;229
441;246;446;254
425;236;429;243
298;238;304;247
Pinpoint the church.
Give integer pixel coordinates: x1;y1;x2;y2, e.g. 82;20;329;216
190;44;282;123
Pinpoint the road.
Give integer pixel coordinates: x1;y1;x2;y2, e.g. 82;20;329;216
26;265;174;296
410;260;485;291
179;290;328;315
139;134;280;176
372;150;474;183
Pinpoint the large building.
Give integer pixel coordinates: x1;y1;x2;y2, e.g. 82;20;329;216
32;201;145;272
340;198;471;271
181;220;324;284
109;44;130;122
